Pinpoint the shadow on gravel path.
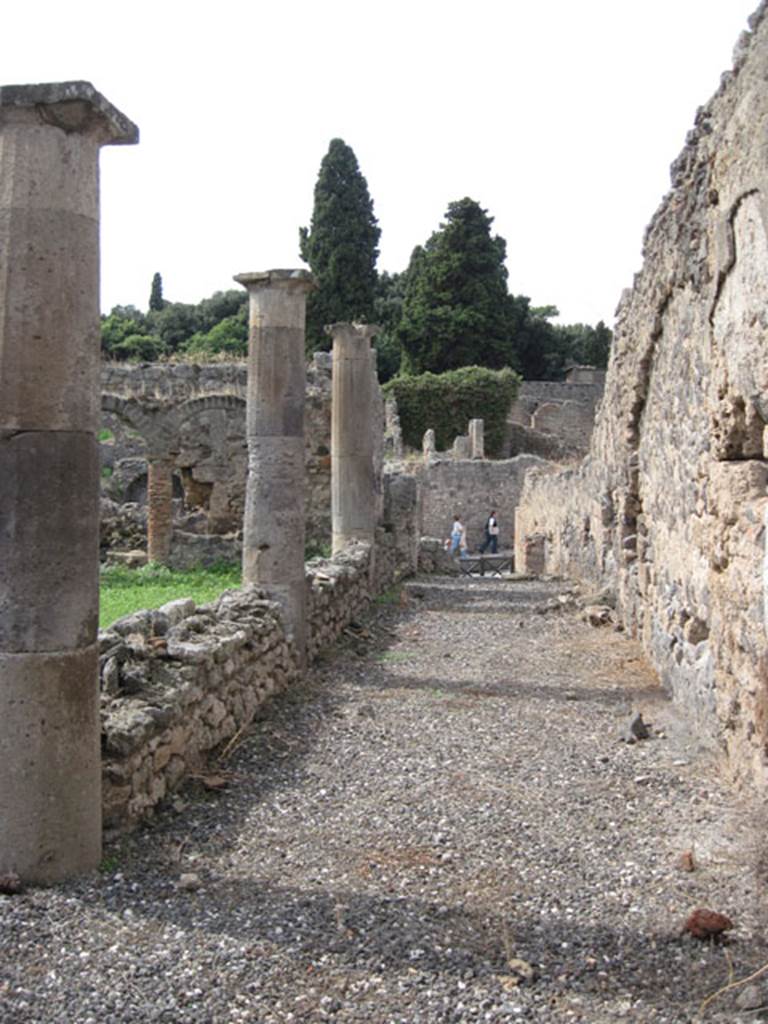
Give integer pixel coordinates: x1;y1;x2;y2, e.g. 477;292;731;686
2;575;768;1024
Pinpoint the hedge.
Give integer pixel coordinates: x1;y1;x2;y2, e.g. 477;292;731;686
384;366;520;457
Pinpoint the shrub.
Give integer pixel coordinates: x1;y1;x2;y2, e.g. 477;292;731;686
383;365;519;457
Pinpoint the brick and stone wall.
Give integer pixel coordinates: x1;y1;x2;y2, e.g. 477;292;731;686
515;4;768;787
100;357;333;553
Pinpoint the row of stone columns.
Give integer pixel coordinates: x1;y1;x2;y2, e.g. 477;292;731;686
0;79;379;883
0;83;138;882
233;272;379;668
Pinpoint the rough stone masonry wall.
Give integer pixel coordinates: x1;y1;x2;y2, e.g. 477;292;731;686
100;358;333;552
506;375;605;458
420;455;548;551
99;470;419;829
516;3;768;787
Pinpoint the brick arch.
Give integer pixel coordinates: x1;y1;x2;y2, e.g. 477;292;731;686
168;393;247;440
100;394;169;455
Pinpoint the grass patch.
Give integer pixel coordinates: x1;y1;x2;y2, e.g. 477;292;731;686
305;540;332;560
374;650;414;663
100;561;241;629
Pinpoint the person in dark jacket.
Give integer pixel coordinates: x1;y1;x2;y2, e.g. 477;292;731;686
479;511;499;554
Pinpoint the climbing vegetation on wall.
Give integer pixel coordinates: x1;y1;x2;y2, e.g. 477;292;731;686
384;366;520;457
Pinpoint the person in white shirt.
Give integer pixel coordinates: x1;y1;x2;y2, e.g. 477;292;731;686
450;515;467;556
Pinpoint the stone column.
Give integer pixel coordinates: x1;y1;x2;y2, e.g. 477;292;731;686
147;455;175;564
469;418;485;459
327;323;379;555
233;269;313;664
0;82;138;883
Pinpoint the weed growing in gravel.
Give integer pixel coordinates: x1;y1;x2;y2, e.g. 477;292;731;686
99;561;241;629
374;650;414;663
98;853;121;873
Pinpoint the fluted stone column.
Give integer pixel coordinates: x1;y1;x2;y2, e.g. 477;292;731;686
327;323;379;555
147;455;175;564
233;269;313;664
0;82;138;882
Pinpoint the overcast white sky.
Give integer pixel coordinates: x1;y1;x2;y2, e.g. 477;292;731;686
2;0;759;325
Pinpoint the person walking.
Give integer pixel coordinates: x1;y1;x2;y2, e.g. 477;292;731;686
450;515;467;557
479;510;499;554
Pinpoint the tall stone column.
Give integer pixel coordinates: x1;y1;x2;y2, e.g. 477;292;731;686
233;269;313;664
0;82;138;882
328;323;379;555
147;455;175;564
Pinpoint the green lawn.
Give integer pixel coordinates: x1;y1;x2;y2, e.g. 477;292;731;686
99;562;241;630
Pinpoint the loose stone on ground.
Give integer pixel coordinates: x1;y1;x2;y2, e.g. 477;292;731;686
1;576;766;1023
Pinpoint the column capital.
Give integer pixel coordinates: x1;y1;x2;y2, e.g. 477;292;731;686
234;269;314;293
325;322;380;346
0;80;138;145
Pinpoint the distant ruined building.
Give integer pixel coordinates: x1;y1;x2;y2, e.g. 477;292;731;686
516;3;768;787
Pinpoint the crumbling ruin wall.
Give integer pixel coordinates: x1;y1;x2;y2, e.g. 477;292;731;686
99;469;419;828
100;358;333;553
506;373;605;457
515;4;768;786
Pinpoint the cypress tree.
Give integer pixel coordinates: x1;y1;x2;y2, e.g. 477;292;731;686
397;198;517;375
149;272;164;312
299;139;381;352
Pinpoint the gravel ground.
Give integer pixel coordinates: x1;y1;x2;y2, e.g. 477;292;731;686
2;576;768;1024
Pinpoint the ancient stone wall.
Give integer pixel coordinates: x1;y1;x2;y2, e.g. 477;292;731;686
100;357;332;553
506;374;605;457
515;3;768;787
99;468;419;828
419;455;547;551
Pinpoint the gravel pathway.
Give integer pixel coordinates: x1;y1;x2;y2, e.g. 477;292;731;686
2;576;768;1023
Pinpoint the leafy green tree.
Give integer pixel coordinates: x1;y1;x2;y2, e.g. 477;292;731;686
149;272;164;312
100;305;159;362
581;319;612;367
384;366;519;456
299;138;381;352
147;302;200;353
183;310;248;357
195;290;247;333
396;198;517;375
112;333;166;362
515;314;613;380
372;271;405;383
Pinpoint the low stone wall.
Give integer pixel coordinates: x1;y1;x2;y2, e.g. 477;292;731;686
100;587;297;829
99;470;421;830
417;537;459;574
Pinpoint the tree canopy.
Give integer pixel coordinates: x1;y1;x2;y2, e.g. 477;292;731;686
149;272;164;312
101;290;248;362
299;138;380;352
396;198;523;375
